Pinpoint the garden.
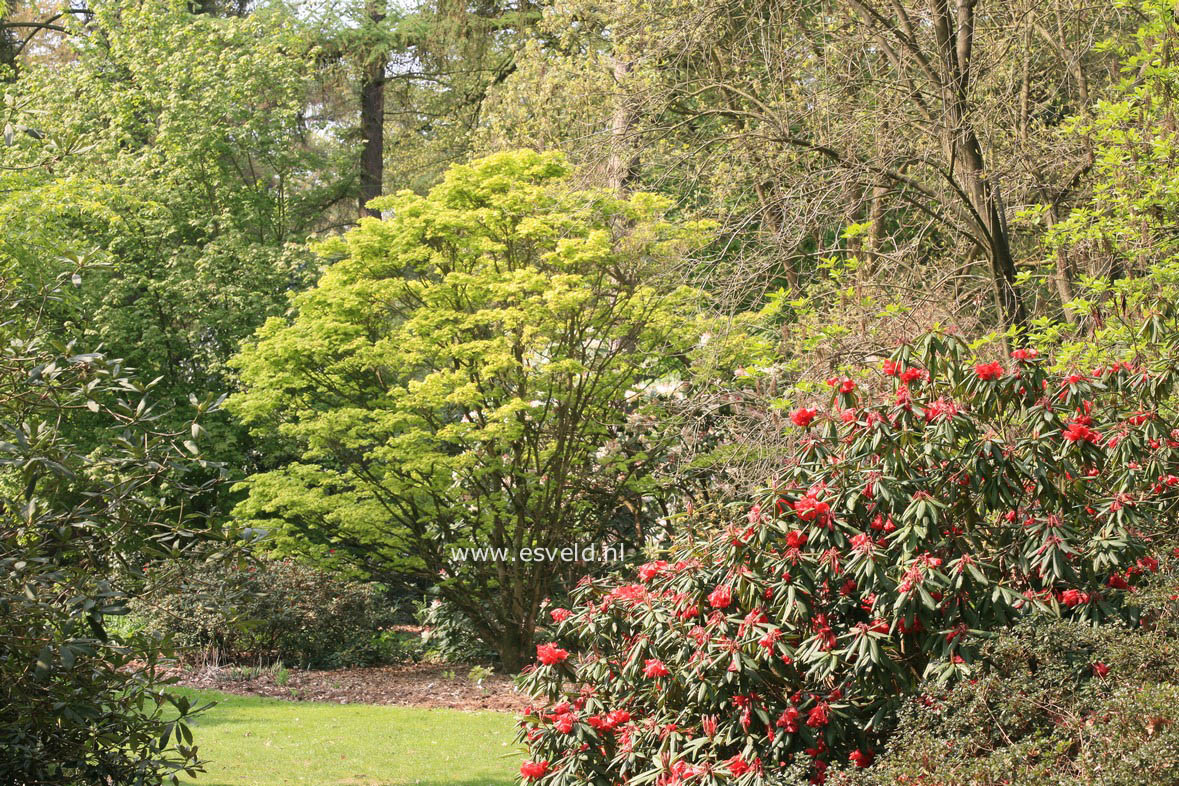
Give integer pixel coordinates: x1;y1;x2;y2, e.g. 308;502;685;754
5;1;1179;785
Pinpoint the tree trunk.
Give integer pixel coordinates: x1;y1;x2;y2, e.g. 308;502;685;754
0;17;22;77
754;180;799;291
971;175;1028;335
931;0;1028;338
605;56;639;194
866;182;887;269
359;0;386;219
1044;204;1076;323
493;612;538;673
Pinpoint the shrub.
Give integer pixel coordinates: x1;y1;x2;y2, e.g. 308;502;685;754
417;595;498;665
829;558;1179;786
517;333;1179;785
133;555;400;668
1;258;216;784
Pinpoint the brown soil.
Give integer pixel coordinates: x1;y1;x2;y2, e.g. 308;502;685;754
175;662;529;713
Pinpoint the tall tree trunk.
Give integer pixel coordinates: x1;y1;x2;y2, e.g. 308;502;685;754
844;183;864;258
359;0;387;219
1044;204;1076;323
498;625;529;673
605;56;639;194
866;182;887;269
754;181;800;291
970;173;1028;335
0;16;22;78
931;0;1028;337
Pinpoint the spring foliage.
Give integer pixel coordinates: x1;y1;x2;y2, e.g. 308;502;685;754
228;149;759;668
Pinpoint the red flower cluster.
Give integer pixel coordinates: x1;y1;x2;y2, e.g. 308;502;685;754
642;658;670;678
974;361;1003;380
849;749;875;768
792;493;832;527
827;377;857;394
1063;419;1100;444
791;407;818;427
535;642;569;666
520;760;548;779
707;584;732;609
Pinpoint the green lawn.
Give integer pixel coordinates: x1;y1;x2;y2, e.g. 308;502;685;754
173;688;520;786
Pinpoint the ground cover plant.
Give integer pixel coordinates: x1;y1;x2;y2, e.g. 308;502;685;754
518;331;1179;784
828;597;1179;786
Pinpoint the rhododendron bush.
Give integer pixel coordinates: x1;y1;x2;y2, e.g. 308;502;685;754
517;334;1179;785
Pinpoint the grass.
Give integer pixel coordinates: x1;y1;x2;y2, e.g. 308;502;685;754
172;688;520;786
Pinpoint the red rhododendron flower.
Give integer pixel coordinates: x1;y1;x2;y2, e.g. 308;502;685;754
791;407;818;427
550;607;571;623
520;760;548;779
643;659;670;678
1060;589;1090;607
793;495;831;525
974;361;1003;380
1063;420;1100;443
536;642;569;665
607;709;631;726
586;714;610;731
1011;348;1039;361
776;706;801;732
826;377;856;393
610;584;647;604
707;584;733;609
759;627;782;650
806;703;830;727
923;397;960;422
849;749;874;768
637;560;669;582
900;367;927;384
726;756;753;776
898;616;923;634
1093;662;1110;678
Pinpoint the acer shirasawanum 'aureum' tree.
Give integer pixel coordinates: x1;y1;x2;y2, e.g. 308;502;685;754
228;149;763;670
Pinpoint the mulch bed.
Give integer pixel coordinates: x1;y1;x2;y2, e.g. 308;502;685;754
174;662;530;713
